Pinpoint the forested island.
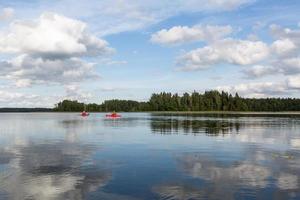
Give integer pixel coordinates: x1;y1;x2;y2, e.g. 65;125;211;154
54;90;300;112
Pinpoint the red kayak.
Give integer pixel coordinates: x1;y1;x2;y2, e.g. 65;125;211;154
81;111;89;117
106;113;121;118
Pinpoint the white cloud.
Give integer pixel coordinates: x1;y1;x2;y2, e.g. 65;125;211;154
0;12;113;57
217;73;300;97
177;39;269;70
271;38;297;56
275;57;300;75
270;24;300;43
270;24;300;58
0;7;14;21
0;12;113;88
217;82;289;97
264;25;300;81
287;75;300;89
0;55;98;86
175;23;300;101
247;33;259;41
0;85;93;108
64;84;93;102
151;25;232;45
15;79;32;88
243;65;278;78
242;24;300;78
0;90;58;107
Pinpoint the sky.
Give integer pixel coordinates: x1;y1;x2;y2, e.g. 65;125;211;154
0;0;300;107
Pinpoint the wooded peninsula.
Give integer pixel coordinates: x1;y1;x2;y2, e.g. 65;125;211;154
53;90;300;112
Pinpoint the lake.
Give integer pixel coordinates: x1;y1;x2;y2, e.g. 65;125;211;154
0;113;299;200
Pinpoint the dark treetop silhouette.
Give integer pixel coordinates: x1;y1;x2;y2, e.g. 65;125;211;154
54;90;300;112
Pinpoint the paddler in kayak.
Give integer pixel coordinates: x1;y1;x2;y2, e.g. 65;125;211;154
81;110;89;117
111;111;117;117
106;111;121;118
81;104;89;116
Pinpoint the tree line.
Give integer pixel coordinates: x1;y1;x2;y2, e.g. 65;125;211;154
53;90;300;112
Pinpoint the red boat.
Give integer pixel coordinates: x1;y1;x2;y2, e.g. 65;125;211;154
106;112;121;118
81;111;89;117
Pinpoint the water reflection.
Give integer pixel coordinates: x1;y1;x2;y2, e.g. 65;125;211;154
171;150;300;200
151;112;300;119
0;113;300;200
0;115;113;200
0;141;111;200
150;113;300;137
178;154;271;187
151;119;240;135
153;183;203;200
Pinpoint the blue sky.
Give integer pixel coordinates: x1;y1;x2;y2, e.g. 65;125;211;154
0;0;300;107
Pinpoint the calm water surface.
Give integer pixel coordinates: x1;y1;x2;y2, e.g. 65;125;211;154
0;113;299;200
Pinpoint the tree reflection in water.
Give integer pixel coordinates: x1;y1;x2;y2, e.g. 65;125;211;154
151;119;241;135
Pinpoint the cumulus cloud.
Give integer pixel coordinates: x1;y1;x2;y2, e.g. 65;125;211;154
270;24;300;44
0;90;58;107
275;57;300;75
216;82;290;97
171;23;300;88
177;39;269;70
0;12;113;87
240;25;300;80
217;73;300;97
172;23;300;98
243;65;279;78
0;55;98;86
0;7;14;21
287;75;300;89
0;12;113;57
268;25;300;78
64;84;93;102
151;25;232;45
271;25;300;56
0;85;94;108
271;38;297;56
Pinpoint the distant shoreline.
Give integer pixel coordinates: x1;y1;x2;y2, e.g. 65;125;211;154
1;110;300;115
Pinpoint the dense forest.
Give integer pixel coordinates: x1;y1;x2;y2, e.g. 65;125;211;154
54;90;300;112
